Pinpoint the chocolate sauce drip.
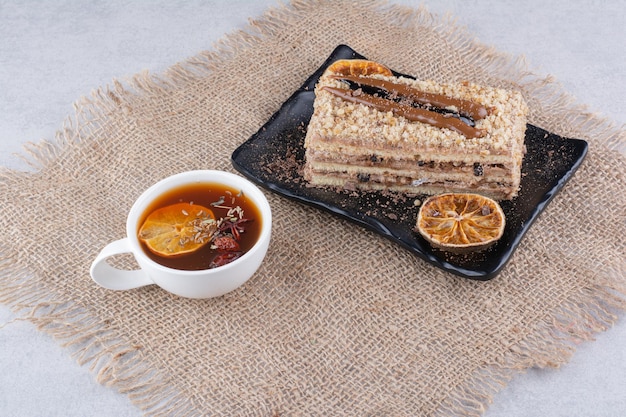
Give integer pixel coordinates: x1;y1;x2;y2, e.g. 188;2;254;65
322;86;486;139
339;79;476;127
330;74;490;121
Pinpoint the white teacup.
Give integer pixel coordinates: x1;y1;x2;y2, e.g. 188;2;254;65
90;170;272;299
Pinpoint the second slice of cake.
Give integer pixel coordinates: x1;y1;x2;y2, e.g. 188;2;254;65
303;60;529;200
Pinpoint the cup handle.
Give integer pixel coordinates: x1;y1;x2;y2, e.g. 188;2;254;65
90;238;154;291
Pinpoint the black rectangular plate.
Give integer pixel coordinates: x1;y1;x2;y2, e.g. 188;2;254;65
231;45;588;280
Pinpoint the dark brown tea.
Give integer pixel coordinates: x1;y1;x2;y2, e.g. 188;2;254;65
137;182;262;270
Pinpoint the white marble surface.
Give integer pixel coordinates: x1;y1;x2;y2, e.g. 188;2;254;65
1;1;624;416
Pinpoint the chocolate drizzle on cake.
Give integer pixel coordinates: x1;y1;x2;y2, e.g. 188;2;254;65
324;74;490;139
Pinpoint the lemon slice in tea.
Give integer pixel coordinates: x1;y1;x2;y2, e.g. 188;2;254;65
138;202;216;257
416;193;505;253
326;59;393;77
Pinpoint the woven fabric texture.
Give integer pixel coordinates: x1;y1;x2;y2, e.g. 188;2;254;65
1;1;624;416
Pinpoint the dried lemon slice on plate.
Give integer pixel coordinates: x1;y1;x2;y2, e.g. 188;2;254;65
416;193;505;253
138;202;216;257
325;59;393;77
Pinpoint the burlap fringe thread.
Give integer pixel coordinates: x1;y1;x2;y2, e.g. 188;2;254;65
1;1;625;416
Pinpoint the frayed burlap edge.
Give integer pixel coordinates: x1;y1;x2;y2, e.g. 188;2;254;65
0;265;196;415
1;1;625;416
378;4;626;416
434;272;626;416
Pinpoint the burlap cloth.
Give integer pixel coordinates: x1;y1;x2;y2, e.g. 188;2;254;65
1;1;625;416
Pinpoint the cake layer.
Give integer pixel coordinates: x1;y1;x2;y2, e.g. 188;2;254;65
306;156;512;180
305;171;513;200
305;161;513;185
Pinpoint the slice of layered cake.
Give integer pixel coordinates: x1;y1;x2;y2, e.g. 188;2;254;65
303;59;529;200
